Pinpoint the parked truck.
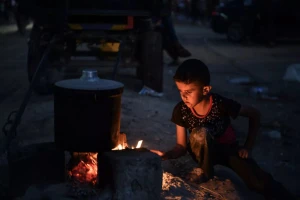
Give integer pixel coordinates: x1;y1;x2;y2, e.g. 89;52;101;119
19;0;168;94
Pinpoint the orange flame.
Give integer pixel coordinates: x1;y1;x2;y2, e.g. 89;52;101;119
68;140;143;185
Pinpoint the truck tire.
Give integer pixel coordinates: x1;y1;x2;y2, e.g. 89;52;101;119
138;31;163;93
27;25;56;95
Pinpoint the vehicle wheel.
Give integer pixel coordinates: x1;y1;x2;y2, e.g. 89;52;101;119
27;25;57;95
227;23;244;43
137;31;163;93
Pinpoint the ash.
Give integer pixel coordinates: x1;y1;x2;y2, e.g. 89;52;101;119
67;181;103;199
19;170;257;200
162;172;205;200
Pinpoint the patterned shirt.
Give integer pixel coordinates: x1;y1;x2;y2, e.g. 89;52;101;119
171;93;241;144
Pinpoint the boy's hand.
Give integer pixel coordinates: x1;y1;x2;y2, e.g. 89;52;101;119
150;149;170;160
238;148;249;159
150;149;165;157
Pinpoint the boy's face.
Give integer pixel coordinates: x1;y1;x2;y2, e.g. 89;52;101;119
175;81;211;108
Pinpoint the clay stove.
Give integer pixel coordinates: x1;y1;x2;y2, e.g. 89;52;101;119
7;70;161;199
54;69;124;184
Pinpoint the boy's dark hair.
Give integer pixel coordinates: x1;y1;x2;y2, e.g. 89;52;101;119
173;59;210;86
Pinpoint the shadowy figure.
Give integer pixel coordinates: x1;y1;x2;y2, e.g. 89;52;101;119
155;14;192;66
259;0;280;47
190;0;204;24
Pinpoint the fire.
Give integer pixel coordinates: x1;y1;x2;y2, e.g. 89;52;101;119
111;140;143;150
112;143;125;150
68;140;143;185
68;153;98;185
136;140;143;148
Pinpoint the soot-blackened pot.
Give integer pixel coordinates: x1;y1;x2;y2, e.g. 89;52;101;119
54;69;124;152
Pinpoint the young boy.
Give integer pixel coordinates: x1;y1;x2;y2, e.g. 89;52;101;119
151;59;295;200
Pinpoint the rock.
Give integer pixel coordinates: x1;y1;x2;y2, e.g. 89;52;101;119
264;130;282;139
283;64;300;82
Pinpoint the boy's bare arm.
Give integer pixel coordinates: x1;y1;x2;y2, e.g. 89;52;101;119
161;125;187;160
238;105;261;150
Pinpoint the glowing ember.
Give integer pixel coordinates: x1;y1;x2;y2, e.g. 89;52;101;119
68;153;98;185
68;140;143;185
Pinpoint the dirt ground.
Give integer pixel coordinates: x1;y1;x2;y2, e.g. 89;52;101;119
1;22;300;199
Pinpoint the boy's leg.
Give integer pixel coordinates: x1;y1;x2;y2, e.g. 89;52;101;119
188;127;215;179
224;146;295;199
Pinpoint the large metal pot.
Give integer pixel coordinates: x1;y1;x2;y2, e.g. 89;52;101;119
54;70;124;152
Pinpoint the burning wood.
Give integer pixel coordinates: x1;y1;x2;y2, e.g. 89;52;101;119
112;140;143;150
68;140;144;186
112;144;125;150
68;153;98;186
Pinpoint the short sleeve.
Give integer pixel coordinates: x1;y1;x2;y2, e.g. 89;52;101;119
221;96;241;119
171;102;186;127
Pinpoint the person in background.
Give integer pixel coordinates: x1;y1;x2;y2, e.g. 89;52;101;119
159;15;192;66
242;0;258;44
190;0;201;24
260;0;280;47
154;1;192;66
205;0;219;22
